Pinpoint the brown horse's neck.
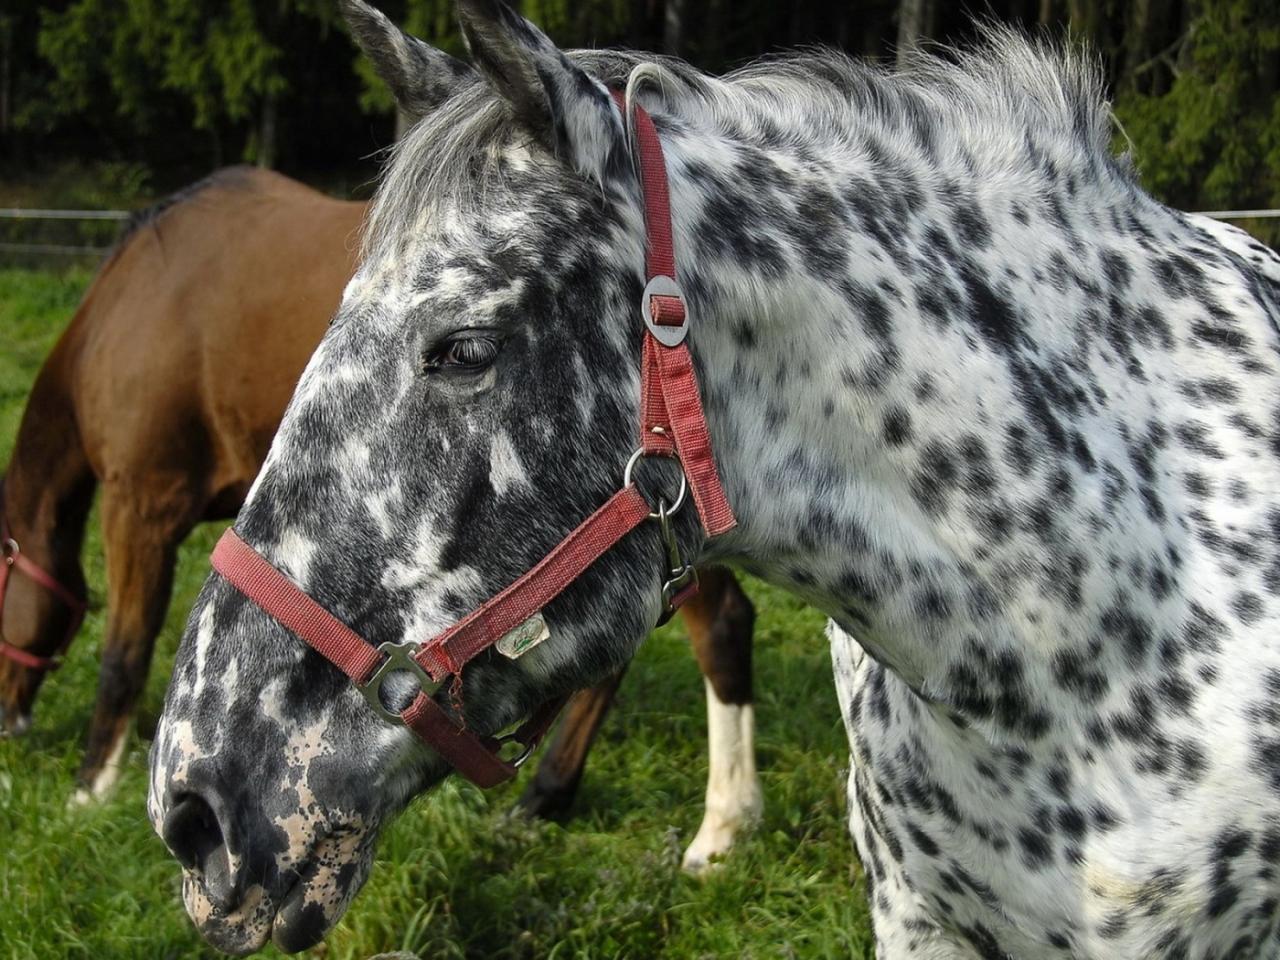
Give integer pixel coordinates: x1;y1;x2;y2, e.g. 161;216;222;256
3;338;96;581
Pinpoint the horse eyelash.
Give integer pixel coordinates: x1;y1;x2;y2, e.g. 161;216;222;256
421;334;501;372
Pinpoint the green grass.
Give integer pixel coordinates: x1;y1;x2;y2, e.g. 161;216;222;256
0;267;871;959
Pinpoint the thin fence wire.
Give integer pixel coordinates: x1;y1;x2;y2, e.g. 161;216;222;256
0;208;131;259
0;205;1278;261
1193;210;1280;220
5;208;1277;221
0;209;131;221
0;242;112;256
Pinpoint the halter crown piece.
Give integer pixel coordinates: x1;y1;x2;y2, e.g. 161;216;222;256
210;88;736;787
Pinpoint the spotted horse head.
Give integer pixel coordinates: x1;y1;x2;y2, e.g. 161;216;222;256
145;0;733;951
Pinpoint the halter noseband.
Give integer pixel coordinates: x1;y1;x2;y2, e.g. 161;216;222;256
210;91;735;787
0;504;87;673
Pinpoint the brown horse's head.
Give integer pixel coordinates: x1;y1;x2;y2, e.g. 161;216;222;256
0;477;87;736
148;0;694;952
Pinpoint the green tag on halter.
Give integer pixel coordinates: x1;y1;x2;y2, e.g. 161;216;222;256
496;613;551;660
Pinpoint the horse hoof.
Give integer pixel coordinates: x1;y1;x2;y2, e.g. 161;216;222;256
681;849;725;875
681;833;734;875
68;753;127;809
67;787;98;810
514;779;579;821
681;796;762;875
135;710;159;742
0;704;32;738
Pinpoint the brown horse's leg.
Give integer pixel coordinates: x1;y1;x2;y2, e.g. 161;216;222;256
516;666;627;819
518;569;756;830
680;567;760;873
72;482;192;803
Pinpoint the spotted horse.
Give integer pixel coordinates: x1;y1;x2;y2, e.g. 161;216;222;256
148;0;1280;955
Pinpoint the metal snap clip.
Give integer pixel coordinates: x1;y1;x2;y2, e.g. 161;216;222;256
654;498;698;625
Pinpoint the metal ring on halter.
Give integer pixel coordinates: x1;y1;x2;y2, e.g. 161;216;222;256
2;538;17;565
622;448;688;518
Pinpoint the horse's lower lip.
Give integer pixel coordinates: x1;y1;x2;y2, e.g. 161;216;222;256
269;873;348;953
181;872;274;956
269;880;321;953
187;904;273;956
269;836;360;953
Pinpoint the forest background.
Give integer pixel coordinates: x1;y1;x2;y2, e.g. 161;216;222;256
0;0;1277;243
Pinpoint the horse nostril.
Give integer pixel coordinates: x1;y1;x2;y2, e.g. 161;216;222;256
163;793;237;909
163;793;223;870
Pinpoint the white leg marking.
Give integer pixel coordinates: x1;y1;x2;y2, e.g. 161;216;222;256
69;725;130;808
682;677;763;874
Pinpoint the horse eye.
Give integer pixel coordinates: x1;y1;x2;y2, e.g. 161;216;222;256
424;335;500;373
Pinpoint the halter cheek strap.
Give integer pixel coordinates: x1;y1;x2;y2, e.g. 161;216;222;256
210;93;735;788
212;486;652;786
0;515;87;673
620;91;735;537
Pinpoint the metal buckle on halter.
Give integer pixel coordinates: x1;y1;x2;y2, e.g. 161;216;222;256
3;538;18;565
641;275;691;347
359;640;444;725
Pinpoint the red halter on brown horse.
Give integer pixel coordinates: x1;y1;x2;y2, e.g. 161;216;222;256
0;497;86;673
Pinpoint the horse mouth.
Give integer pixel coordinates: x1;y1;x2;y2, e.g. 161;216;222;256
180;823;378;955
270;824;379;952
180;872;274;956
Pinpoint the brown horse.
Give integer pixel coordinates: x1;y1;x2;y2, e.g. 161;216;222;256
0;166;760;867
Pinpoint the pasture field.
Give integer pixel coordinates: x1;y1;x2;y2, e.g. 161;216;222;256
0;267;871;959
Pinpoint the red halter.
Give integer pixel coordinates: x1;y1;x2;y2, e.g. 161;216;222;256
210;94;735;787
0;508;87;672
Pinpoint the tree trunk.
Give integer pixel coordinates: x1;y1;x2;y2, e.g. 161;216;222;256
897;0;934;66
257;89;278;169
1038;0;1056;26
789;3;817;46
1122;0;1154;89
663;0;684;56
703;0;726;67
834;3;852;50
1066;0;1101;41
210;125;224;170
628;0;648;48
1123;0;1180;94
0;16;10;138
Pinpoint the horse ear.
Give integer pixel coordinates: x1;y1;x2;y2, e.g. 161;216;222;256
455;0;624;182
340;0;477;123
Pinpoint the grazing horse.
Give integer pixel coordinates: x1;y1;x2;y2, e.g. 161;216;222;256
149;0;1280;956
0;166;363;799
1;165;761;866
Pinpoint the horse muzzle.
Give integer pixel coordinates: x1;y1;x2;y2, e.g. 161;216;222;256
155;770;379;953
